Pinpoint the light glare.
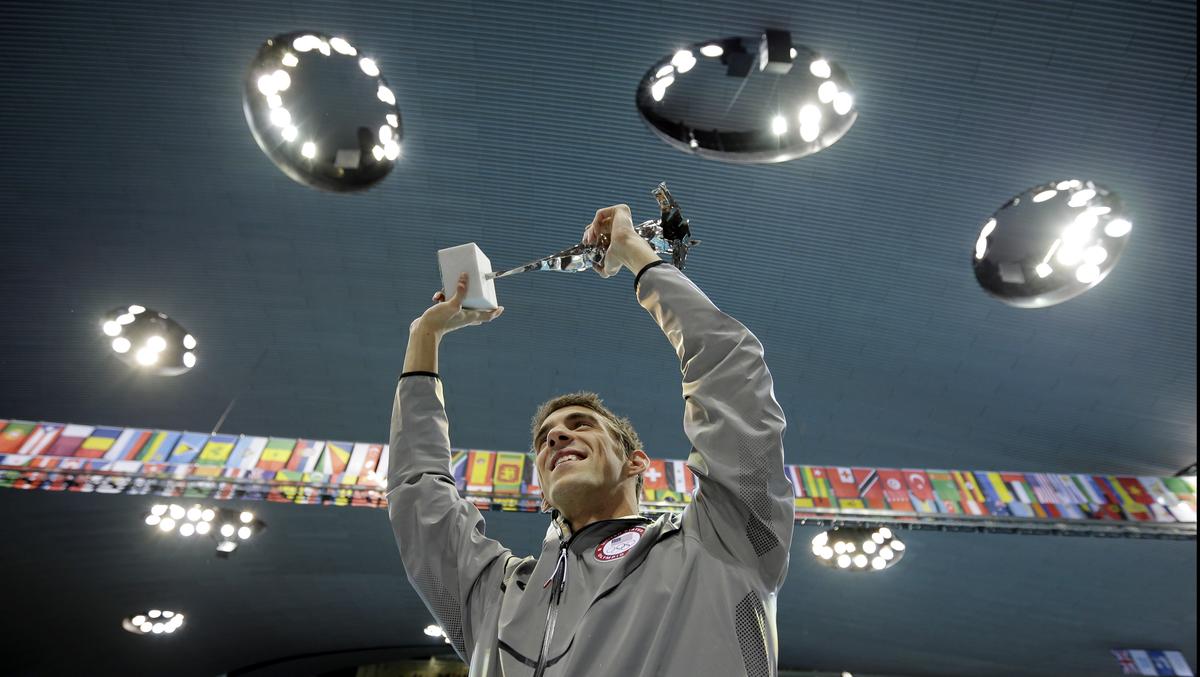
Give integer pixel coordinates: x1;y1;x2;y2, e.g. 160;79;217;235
809;59;832;78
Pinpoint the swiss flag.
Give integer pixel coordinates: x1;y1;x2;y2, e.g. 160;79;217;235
642;460;668;490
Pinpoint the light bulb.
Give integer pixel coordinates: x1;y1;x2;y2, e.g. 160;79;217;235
103;321;121;336
1032;189;1058;203
818;81;838;103
700;44;723;57
836;554;851;568
833;92;853;115
359;58;380;77
1104;218;1132;238
809;59;831;78
112;337;132;353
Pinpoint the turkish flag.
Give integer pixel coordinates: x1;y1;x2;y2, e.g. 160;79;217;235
877;469;914;512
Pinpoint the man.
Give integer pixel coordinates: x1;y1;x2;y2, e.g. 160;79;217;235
389;204;792;676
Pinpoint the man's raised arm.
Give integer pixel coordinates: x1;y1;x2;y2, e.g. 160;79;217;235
585;206;793;592
387;275;510;662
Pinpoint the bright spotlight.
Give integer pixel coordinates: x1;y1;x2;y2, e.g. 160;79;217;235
112;337;132;354
771;115;788;135
809;59;832;78
103;321;122;336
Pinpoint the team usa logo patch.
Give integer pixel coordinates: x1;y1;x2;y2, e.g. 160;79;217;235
595;527;645;562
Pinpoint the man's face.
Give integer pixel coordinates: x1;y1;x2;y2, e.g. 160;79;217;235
534;405;628;511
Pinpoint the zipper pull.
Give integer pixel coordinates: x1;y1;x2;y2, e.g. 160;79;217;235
543;546;568;590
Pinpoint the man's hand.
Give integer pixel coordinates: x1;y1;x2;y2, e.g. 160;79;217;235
582;204;660;278
413;272;504;337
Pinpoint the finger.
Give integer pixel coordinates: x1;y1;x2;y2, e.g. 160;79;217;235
433;291;446;302
446;273;468;309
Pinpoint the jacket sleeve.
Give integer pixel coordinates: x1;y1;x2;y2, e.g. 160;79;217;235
636;263;793;591
386;374;512;661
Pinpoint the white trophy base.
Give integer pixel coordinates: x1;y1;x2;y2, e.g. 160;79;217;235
438;242;499;310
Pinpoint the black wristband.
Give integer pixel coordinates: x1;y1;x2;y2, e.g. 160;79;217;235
634;260;667;291
400;371;440;380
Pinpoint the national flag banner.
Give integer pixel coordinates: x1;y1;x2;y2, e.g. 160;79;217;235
138;431;181;463
1027;473;1057;504
670;460;697;495
466;450;495;493
229;436;268;470
1146;504;1178;523
996;473;1036;517
927;470;962;514
1163;476;1196;498
1116;477;1155;505
787;466;815;509
877;469;913;512
1072;474;1105;505
317;441;352;475
1;454;32;466
16;423;64;456
257;437;298;471
284;439;325;473
493;452;525;495
0;421;36;453
196;434;238;466
973;472;1012;516
358;443;383;479
106;428;151;461
643;460;669;491
1122;504;1153;522
1054;474;1089;504
1164;650;1195;676
802;466;833;508
826;467;860;499
852;468;888;510
45;424;93;457
375;447;390;485
952;471;987;515
75;427;122;459
448;451;468;489
1136;477;1178;507
345;442;374;478
522;455;541;497
167;432;210;464
902;469;939;513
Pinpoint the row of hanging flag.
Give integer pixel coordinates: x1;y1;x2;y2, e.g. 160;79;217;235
0;419;1195;523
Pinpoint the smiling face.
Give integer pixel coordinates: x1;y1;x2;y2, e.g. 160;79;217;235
534;405;636;515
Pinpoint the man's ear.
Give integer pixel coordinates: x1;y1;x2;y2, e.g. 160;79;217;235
627;449;650;477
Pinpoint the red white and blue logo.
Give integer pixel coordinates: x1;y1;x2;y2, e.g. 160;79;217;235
594;527;645;561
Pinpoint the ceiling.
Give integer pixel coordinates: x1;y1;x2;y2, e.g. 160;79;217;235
0;0;1195;674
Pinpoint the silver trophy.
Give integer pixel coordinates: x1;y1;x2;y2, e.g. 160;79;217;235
438;183;698;309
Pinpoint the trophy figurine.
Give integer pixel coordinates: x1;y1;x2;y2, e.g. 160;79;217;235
438;182;698;309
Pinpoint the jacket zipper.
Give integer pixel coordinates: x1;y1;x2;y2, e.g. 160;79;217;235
532;543;569;677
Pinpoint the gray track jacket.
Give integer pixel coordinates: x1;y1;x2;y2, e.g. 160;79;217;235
388;263;792;676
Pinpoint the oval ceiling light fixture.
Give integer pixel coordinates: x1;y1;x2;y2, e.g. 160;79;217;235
973;179;1132;308
121;609;186;636
145;503;265;558
636;29;857;163
243;31;403;192
811;526;906;572
101;305;196;376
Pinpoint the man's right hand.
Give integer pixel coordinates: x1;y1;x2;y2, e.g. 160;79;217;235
412;272;504;338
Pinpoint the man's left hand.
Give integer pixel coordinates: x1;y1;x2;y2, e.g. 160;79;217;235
582;204;660;278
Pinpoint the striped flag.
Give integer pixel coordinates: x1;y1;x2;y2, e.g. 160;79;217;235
1072;474;1105;504
522;455;541;497
196;434;238;466
976;472;1012;515
952;471;987;515
0;421;36;453
345;442;374;478
16;423;63;456
77;427;122;459
285;439;325;473
802;466;833;508
45;424;93;456
228;436;268;470
787;466;814;509
466;451;495;493
105;428;151;461
853;468;888;510
670;460;696;495
493;452;525;495
138;431;181;463
257;437;297;471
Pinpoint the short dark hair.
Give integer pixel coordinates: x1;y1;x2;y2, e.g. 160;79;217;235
531;391;645;501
